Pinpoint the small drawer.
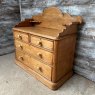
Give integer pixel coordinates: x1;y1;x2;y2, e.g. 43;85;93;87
30;35;53;51
28;56;52;80
14;40;30;53
14;31;29;43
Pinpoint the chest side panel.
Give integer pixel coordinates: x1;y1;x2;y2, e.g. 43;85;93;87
52;34;77;82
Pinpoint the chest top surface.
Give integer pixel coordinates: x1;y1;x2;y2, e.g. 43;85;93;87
13;7;82;40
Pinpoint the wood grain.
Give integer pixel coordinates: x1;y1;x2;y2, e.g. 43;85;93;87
13;7;80;90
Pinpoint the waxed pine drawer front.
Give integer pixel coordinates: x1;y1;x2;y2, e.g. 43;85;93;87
14;40;30;53
29;45;53;65
15;50;28;64
16;50;52;80
15;40;53;65
30;35;53;51
14;31;29;43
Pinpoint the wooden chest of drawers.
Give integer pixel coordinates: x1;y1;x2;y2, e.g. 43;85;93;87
13;7;82;90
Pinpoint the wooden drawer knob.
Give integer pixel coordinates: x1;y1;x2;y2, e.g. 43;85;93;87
37;53;42;58
19;56;24;61
37;67;42;72
19;45;23;49
18;35;22;40
37;41;42;46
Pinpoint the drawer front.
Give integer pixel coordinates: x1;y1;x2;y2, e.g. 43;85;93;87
15;50;28;64
29;45;53;65
14;31;29;43
30;35;53;51
14;40;30;53
16;50;52;80
28;56;52;80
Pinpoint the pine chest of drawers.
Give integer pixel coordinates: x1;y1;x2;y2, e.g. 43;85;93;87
13;7;82;90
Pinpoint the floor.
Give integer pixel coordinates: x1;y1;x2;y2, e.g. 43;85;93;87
0;53;95;95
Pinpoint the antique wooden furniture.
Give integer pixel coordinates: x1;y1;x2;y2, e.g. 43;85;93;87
13;7;82;90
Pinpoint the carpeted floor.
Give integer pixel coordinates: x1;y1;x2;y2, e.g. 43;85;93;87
0;53;95;95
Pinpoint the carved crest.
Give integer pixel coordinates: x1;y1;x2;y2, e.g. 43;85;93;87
32;7;82;31
14;7;83;39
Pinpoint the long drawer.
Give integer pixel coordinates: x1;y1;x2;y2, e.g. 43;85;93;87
16;50;52;80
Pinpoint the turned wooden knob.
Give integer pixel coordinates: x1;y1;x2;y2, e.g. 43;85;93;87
37;53;42;58
19;45;23;49
37;41;42;47
19;56;24;61
18;35;22;40
37;67;42;72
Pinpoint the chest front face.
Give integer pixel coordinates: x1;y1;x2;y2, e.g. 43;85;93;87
14;30;54;80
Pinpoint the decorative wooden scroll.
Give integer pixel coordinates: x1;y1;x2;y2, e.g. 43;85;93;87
32;7;82;31
15;7;82;31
